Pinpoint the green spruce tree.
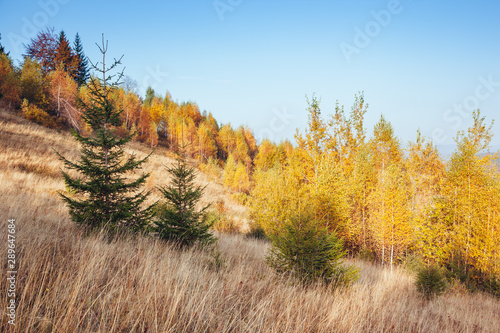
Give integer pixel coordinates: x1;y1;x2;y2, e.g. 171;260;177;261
266;215;358;287
154;152;216;248
58;35;153;234
0;33;9;56
74;33;89;86
144;86;155;107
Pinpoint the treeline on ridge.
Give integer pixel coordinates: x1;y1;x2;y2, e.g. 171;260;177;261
0;28;276;194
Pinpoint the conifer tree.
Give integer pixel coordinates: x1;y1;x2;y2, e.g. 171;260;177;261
74;33;89;87
254;139;277;171
407;131;445;263
441;111;500;277
197;122;218;161
295;94;327;181
233;161;251;192
222;154;237;188
368;116;405;264
218;123;236;160
55;31;78;78
154;152;216;248
250;163;303;235
0;33;9;56
266;214;358;287
144;86;155;107
369;163;411;269
0;52;20;108
406;131;444;215
58;36;153;234
349;144;376;251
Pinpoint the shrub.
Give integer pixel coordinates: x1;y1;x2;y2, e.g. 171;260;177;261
215;198;226;214
358;247;375;262
207;243;227;272
266;216;358;288
444;254;500;296
21;99;60;129
208;210;239;234
402;253;425;274
416;265;448;299
480;275;500;298
200;157;222;182
231;192;250;205
14;161;58;178
0;53;21;108
246;220;267;239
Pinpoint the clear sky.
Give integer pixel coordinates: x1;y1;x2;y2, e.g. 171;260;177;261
1;0;499;154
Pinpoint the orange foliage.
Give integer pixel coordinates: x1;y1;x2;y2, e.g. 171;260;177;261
0;54;21;108
21;99;60;128
48;65;81;130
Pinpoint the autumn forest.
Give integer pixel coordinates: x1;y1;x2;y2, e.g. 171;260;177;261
1;23;500;331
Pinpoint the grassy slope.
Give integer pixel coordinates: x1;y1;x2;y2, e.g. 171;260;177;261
0;108;499;332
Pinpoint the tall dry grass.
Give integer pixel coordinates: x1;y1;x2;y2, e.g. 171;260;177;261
0;108;499;332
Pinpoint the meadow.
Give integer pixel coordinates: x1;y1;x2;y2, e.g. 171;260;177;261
1;108;499;332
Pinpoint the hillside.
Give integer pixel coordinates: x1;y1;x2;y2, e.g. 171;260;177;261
1;108;500;332
0;107;250;230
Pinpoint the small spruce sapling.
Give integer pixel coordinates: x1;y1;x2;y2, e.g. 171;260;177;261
154;152;216;248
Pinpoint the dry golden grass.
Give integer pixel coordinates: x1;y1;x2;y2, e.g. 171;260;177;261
0;108;499;332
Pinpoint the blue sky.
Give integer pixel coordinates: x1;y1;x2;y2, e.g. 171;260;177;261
1;0;499;153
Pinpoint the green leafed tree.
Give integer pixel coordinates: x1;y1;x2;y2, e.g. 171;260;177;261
74;33;89;87
58;36;154;234
154;154;216;248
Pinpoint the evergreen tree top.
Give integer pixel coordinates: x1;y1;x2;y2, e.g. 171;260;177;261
59;30;66;42
55;30;78;77
74;32;89;86
0;33;9;56
81;34;125;131
57;35;154;234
